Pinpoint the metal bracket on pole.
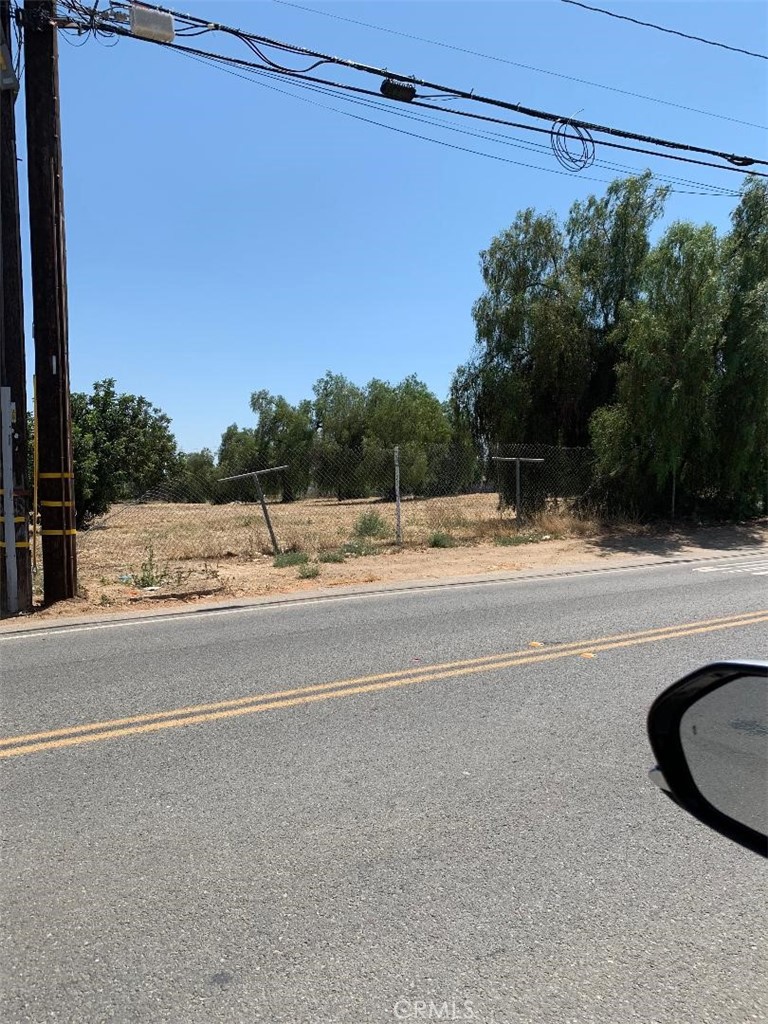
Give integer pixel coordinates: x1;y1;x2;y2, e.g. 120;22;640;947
219;466;288;555
491;456;545;525
0;17;20;93
1;386;19;614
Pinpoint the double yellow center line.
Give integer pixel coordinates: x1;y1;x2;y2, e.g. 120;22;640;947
2;610;765;760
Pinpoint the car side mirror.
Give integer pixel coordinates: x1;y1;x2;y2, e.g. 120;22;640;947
647;661;767;857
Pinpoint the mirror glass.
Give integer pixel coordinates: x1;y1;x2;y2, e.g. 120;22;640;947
680;675;767;835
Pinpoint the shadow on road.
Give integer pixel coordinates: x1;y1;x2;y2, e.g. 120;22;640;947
584;520;768;559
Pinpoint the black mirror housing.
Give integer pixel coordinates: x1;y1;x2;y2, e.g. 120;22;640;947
647;661;767;857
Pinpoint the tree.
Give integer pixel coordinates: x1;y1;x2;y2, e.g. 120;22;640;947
590;222;724;515
310;372;459;498
71;379;180;526
171;449;220;502
312;372;369;499
452;207;571;446
714;180;768;515
365;375;451;449
452;174;669;449
566;172;669;416
216;424;261;501
249;390;314;501
365;375;453;495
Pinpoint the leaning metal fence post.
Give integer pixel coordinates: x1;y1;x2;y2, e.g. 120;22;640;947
218;465;288;555
252;471;280;554
394;446;402;545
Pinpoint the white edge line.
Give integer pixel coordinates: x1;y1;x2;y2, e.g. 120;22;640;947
695;565;768;572
703;567;768;572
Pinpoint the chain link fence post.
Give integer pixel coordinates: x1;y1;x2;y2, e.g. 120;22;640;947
394;445;402;545
492;455;545;525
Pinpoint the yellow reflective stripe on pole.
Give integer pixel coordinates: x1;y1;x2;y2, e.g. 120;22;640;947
40;529;77;536
39;500;74;507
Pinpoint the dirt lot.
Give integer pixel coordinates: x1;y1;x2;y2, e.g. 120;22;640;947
10;495;768;622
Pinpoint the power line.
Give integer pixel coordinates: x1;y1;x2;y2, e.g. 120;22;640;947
175;46;739;197
309;82;738;194
180;47;735;197
271;0;766;131
561;0;768;61
174;48;621;188
149;3;768;168
53;0;768;175
408;96;757;179
216;55;741;193
160;38;768;180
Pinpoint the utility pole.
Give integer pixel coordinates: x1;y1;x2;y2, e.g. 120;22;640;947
23;0;77;603
0;0;32;614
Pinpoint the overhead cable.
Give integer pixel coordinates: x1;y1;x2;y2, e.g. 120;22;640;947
171;46;740;196
53;0;768;176
176;46;739;197
270;0;767;130
163;38;768;179
560;0;768;61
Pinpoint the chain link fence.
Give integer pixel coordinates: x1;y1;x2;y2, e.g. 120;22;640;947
74;443;594;597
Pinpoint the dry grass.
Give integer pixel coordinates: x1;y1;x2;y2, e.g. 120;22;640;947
527;508;601;538
20;500;765;620
68;494;603;609
78;495;601;566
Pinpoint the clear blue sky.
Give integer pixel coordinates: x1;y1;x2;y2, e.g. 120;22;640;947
17;1;768;453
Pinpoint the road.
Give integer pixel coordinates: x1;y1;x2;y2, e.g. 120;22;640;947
1;553;767;1024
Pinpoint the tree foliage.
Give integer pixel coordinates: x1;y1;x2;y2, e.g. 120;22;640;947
70;379;179;526
590;222;724;513
173;448;219;502
714;180;768;513
454;175;767;518
62;178;765;527
213;372;476;502
452;174;669;449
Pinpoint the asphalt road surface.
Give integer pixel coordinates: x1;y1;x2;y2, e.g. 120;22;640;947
2;553;767;1024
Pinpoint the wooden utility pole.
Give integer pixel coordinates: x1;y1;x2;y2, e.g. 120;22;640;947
23;0;77;603
0;0;32;614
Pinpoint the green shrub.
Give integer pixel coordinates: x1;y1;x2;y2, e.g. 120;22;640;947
494;532;541;546
297;563;321;579
130;543;170;587
274;550;309;568
353;510;389;539
429;531;457;548
342;540;376;557
318;550;346;563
